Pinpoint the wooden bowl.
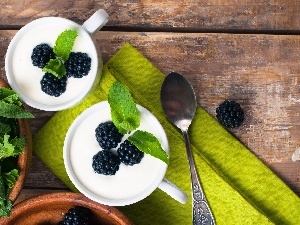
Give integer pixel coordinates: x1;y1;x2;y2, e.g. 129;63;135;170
0;192;134;225
0;79;32;203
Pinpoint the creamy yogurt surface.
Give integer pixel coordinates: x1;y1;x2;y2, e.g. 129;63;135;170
64;102;168;206
6;17;99;110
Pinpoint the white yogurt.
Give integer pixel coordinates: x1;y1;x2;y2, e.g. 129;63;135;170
5;17;101;111
64;101;169;206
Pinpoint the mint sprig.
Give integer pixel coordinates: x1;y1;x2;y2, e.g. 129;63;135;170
43;29;78;78
108;81;169;164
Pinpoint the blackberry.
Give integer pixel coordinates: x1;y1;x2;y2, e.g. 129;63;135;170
40;73;67;97
57;206;91;225
92;150;120;175
117;140;144;166
216;100;245;128
95;121;123;150
31;44;55;68
65;52;92;78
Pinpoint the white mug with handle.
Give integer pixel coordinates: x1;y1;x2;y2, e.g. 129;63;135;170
5;9;109;111
64;101;188;206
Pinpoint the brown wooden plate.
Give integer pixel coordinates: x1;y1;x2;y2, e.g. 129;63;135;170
0;192;134;224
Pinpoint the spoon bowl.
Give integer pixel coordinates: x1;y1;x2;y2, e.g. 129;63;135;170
160;72;215;225
160;72;196;130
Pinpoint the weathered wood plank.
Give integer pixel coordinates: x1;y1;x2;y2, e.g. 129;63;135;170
25;156;67;188
15;189;67;205
0;30;299;197
1;0;300;32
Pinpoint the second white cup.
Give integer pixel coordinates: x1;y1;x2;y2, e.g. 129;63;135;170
64;101;188;206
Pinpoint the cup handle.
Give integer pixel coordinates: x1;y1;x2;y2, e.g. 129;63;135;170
82;9;109;36
158;178;188;204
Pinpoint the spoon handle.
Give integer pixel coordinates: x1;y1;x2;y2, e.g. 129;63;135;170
182;130;215;225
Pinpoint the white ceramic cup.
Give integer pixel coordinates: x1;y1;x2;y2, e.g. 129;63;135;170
5;9;108;111
63;101;188;206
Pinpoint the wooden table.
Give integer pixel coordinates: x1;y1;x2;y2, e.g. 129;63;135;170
0;0;299;204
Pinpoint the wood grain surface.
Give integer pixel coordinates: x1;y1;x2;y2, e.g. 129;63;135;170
0;30;299;199
1;0;300;32
0;0;299;204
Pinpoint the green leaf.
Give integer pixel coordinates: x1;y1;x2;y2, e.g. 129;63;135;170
0;117;18;138
0;175;12;218
0;101;34;119
42;58;66;78
128;130;169;164
2;94;22;106
53;29;78;61
0;135;25;160
108;81;140;134
10;136;26;154
0;88;18;99
0;88;22;107
0;87;33;119
0;199;11;218
0;122;11;136
2;169;18;195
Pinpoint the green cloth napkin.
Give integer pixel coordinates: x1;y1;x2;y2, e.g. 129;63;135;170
33;43;300;225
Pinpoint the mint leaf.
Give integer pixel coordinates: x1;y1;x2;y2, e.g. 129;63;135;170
0;88;16;100
0;87;34;118
2;169;18;195
53;29;77;61
42;58;66;78
108;81;140;134
10;136;26;154
0;122;11;136
0;88;22;106
0;135;25;159
0;175;12;217
128;130;169;164
0;117;18;138
2;94;21;106
0;102;34;118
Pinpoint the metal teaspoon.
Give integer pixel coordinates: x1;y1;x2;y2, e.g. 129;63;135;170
160;72;215;225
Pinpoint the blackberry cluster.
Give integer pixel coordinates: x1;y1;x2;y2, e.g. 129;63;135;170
216;100;245;128
93;121;146;176
57;206;91;225
65;52;92;78
40;73;67;97
31;42;92;97
117;140;144;166
95;121;123;150
31;44;55;68
92;150;121;175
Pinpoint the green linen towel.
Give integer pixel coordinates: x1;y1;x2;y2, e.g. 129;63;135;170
33;43;300;225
